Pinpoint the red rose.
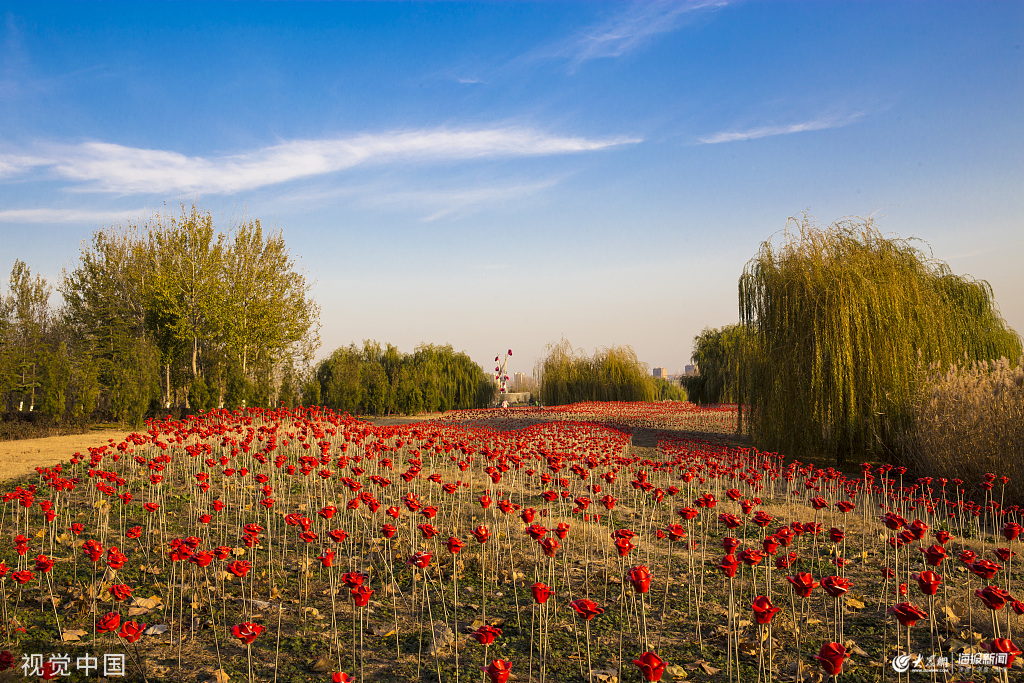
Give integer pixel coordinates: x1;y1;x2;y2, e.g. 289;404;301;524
814;642;849;675
480;659;511;683
472;525;490;544
787;573;818;598
82;540;104;562
446;537;465;554
350;585;374;607
738;549;763;567
628;565;652;594
408;551;432;569
920;544;947;566
632;651;667;682
993;547;1016;562
471;625;502;645
821;575;851;598
97;611;121;633
969;559;1000;579
975;585;1012;611
751;595;780;624
887;602;928;626
718;554;738;578
531;582;553;604
570;598;604;621
119;620;146;643
189;551;214;568
11;570;34;584
912;571;942;597
982;638;1022;668
111;584;133;601
231;622;264;644
34;554;55;573
227;560;251;578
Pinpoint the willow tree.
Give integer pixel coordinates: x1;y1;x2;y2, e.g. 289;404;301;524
738;215;1022;461
687;324;755;405
538;338;661;405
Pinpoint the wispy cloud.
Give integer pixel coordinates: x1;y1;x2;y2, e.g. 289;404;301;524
0;207;150;223
0;127;637;195
698;113;865;144
277;177;564;222
540;1;731;70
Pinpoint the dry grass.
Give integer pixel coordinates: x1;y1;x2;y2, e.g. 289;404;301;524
907;355;1024;500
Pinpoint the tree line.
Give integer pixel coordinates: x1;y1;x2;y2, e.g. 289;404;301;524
0;203;320;430
537;339;686;406
311;341;498;415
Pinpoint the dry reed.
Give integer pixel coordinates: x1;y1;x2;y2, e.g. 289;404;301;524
905;355;1024;502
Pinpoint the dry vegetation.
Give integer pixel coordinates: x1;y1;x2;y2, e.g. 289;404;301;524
908;356;1024;502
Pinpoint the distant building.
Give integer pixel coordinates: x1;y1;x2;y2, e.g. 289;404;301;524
513;372;527;385
652;367;667;379
683;364;698;376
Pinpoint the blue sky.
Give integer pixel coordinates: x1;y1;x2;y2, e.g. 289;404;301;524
1;1;1022;376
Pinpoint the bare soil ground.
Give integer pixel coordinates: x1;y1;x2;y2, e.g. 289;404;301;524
0;428;132;482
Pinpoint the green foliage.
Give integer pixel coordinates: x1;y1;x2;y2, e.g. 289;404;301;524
1;202;320;430
315;341;495;415
737;215;1022;461
685;324;756;405
653;377;687;402
538;339;677;406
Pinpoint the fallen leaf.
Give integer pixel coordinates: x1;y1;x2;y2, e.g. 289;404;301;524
699;661;721;676
133;596;163;609
371;625;396;637
429;622;455;655
62;628;88;642
311;655;333;672
143;624;168;635
211;669;230;683
844;596;866;610
665;664;688;679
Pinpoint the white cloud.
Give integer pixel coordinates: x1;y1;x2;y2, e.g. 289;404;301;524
543;1;731;70
698;113;865;144
0;153;48;178
0;127;637;196
0;207;150;223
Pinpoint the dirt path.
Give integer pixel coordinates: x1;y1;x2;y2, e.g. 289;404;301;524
0;429;132;482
